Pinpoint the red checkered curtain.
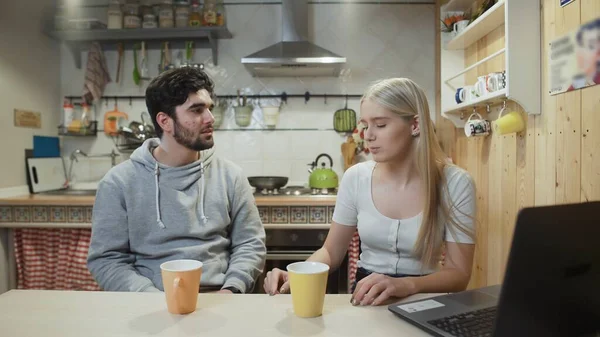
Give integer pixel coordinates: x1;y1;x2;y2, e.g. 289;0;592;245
347;230;360;292
14;228;101;291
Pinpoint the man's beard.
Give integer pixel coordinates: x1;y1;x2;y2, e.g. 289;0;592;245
172;119;214;152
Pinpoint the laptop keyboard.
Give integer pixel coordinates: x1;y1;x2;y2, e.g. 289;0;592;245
427;307;497;337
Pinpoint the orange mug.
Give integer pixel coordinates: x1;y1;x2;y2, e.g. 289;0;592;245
160;259;203;315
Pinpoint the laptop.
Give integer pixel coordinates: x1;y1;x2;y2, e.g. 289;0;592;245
388;201;600;337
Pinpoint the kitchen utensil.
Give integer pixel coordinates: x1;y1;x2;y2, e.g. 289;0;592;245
333;95;357;132
140;41;150;80
104;104;129;136
262;106;280;127
308;154;339;189
26;157;68;193
234;105;253;127
464;112;490;137
33;136;60;158
340;136;357;171
247;176;288;190
140;111;156;136
133;44;141;85
116;42;124;83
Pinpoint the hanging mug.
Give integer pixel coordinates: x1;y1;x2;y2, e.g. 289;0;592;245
493;106;525;135
464;112;490;137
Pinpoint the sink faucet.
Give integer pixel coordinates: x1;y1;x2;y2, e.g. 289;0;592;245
68;149;119;184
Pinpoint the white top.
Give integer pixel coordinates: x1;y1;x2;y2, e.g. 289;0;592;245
333;161;476;275
0;290;439;337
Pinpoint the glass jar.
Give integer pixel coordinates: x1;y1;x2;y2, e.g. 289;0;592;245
142;14;158;28
107;0;123;29
202;0;217;26
188;1;201;27
174;0;190;28
158;0;174;28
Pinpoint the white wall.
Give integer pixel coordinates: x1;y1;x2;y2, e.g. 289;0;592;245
0;0;61;189
60;1;436;186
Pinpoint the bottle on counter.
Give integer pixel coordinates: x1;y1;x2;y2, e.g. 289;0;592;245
107;0;123;29
63;99;75;128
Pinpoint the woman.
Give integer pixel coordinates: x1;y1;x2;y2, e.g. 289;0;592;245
263;78;476;306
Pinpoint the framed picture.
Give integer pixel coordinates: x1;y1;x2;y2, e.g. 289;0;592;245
548;17;600;95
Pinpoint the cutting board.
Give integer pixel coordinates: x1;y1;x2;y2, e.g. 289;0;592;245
26;157;68;193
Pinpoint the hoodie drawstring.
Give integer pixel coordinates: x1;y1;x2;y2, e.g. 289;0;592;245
155;162;166;229
155;161;207;229
199;161;208;224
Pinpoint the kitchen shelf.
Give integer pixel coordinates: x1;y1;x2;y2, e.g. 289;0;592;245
47;27;233;69
441;89;507;127
439;0;540;128
442;0;475;12
445;1;505;50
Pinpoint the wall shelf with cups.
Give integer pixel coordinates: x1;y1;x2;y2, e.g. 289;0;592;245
440;0;541;128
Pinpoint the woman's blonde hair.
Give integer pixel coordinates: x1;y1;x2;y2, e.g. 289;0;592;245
361;78;475;269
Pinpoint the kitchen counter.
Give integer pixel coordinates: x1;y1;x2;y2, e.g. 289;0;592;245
0;290;438;336
0;194;337;206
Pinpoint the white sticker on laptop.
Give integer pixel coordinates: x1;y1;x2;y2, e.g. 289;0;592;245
397;299;445;313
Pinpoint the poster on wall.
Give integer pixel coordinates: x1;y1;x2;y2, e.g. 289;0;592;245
560;0;575;7
549;17;600;95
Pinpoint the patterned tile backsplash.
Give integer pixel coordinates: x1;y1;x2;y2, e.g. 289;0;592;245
59;2;434;186
0;205;335;225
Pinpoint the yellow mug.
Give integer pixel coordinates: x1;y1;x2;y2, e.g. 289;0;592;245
160;259;203;315
287;261;330;318
493;110;525;135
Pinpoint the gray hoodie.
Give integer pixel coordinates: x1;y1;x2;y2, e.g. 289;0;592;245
87;138;266;293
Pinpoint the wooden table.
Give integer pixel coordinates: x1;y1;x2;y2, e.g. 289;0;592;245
0;290;439;336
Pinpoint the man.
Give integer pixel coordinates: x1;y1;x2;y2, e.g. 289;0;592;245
87;67;266;294
568;18;600;91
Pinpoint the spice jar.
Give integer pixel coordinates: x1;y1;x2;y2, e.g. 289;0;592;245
202;0;217;26
123;0;141;28
188;1;201;27
158;0;174;28
142;14;157;28
107;0;123;29
174;0;190;28
216;0;225;26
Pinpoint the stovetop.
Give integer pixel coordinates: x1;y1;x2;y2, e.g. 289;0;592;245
253;185;337;196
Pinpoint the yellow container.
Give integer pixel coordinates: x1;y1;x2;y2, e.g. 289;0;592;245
287;262;329;318
493;110;525;135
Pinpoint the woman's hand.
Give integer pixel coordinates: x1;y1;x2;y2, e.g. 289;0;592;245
263;268;290;295
351;273;418;306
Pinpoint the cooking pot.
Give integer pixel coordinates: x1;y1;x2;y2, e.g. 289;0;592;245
308;154;338;189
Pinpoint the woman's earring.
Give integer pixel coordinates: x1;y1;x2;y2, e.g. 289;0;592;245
411;127;420;137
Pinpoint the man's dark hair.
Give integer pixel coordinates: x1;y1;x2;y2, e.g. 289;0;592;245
576;19;600;46
145;67;215;138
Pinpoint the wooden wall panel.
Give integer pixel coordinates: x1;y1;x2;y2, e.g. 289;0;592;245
580;0;600;203
554;2;582;205
437;0;600;289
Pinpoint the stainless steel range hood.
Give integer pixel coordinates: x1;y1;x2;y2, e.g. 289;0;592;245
241;0;347;77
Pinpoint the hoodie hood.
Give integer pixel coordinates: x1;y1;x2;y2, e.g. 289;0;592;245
129;138;216;228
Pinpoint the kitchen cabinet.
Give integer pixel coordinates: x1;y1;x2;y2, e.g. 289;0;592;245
0;194;359;294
